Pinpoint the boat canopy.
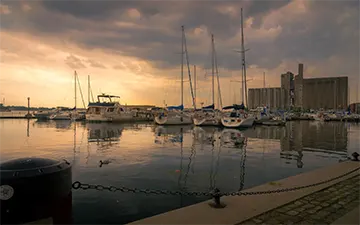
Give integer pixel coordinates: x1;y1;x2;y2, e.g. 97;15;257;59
222;103;245;110
88;102;116;107
167;105;184;111
97;94;120;103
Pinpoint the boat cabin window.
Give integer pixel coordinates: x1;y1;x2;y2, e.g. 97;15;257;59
95;107;101;114
118;108;124;112
107;108;115;112
230;112;238;117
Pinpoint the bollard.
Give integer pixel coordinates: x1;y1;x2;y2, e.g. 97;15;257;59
209;188;226;208
351;152;359;161
0;158;72;224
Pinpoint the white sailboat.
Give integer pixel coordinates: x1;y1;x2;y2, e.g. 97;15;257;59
221;8;254;128
49;107;73;120
154;26;194;125
221;104;255;128
51;71;86;120
193;34;222;126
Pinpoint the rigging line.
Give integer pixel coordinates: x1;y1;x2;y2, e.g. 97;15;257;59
76;74;86;108
214;42;223;109
182;26;196;109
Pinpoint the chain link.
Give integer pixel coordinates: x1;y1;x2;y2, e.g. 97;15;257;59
72;166;360;197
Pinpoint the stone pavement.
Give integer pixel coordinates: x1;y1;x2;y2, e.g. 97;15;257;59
238;174;360;225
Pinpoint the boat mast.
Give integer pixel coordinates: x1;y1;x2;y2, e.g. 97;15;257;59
214;35;223;109
74;71;77;113
182;26;197;110
211;34;215;108
181;26;184;109
194;65;197;109
88;75;90;105
76;74;86;108
240;8;248;107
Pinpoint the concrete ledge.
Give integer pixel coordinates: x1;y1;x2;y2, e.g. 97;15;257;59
129;161;360;225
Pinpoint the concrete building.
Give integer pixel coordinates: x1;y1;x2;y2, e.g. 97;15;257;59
281;71;295;109
248;63;348;110
248;87;285;110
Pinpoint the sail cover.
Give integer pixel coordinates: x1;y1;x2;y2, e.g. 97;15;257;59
167;105;184;111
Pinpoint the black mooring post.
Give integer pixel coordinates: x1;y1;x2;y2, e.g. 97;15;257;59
351;152;359;161
209;188;226;208
0;158;72;224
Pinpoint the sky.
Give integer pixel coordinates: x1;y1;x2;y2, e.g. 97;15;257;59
0;0;359;108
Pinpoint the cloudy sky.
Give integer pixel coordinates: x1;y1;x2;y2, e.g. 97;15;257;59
0;0;359;108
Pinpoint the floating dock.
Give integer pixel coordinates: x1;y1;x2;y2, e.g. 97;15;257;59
0;112;35;119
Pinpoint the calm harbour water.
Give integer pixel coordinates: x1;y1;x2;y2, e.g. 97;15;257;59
0;119;359;224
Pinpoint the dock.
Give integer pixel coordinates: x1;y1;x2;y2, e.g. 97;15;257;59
0;112;35;119
129;161;360;225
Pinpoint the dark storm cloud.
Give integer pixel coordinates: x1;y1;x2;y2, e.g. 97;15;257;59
0;0;358;75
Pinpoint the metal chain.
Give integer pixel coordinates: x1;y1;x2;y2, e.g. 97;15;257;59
72;166;360;197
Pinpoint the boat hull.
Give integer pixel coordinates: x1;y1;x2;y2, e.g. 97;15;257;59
86;114;111;122
106;113;135;122
262;121;286;126
193;117;221;126
154;114;192;125
221;117;254;128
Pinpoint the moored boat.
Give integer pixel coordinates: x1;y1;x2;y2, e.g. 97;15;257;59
221;104;254;128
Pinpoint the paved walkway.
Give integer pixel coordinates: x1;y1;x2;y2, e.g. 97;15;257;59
238;174;360;225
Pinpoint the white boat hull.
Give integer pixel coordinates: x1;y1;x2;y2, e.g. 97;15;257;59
86;114;111;122
154;114;192;125
221;117;254;128
106;112;135;122
193;117;221;126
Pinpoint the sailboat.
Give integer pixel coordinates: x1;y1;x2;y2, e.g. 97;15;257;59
154;26;194;125
193;34;222;126
221;8;255;128
51;71;86;120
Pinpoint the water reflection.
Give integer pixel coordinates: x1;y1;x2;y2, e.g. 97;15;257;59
153;125;248;192
87;123;123;143
1;120;359;224
33;120;73;130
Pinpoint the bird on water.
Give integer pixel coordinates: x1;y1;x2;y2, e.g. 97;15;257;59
99;159;113;167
